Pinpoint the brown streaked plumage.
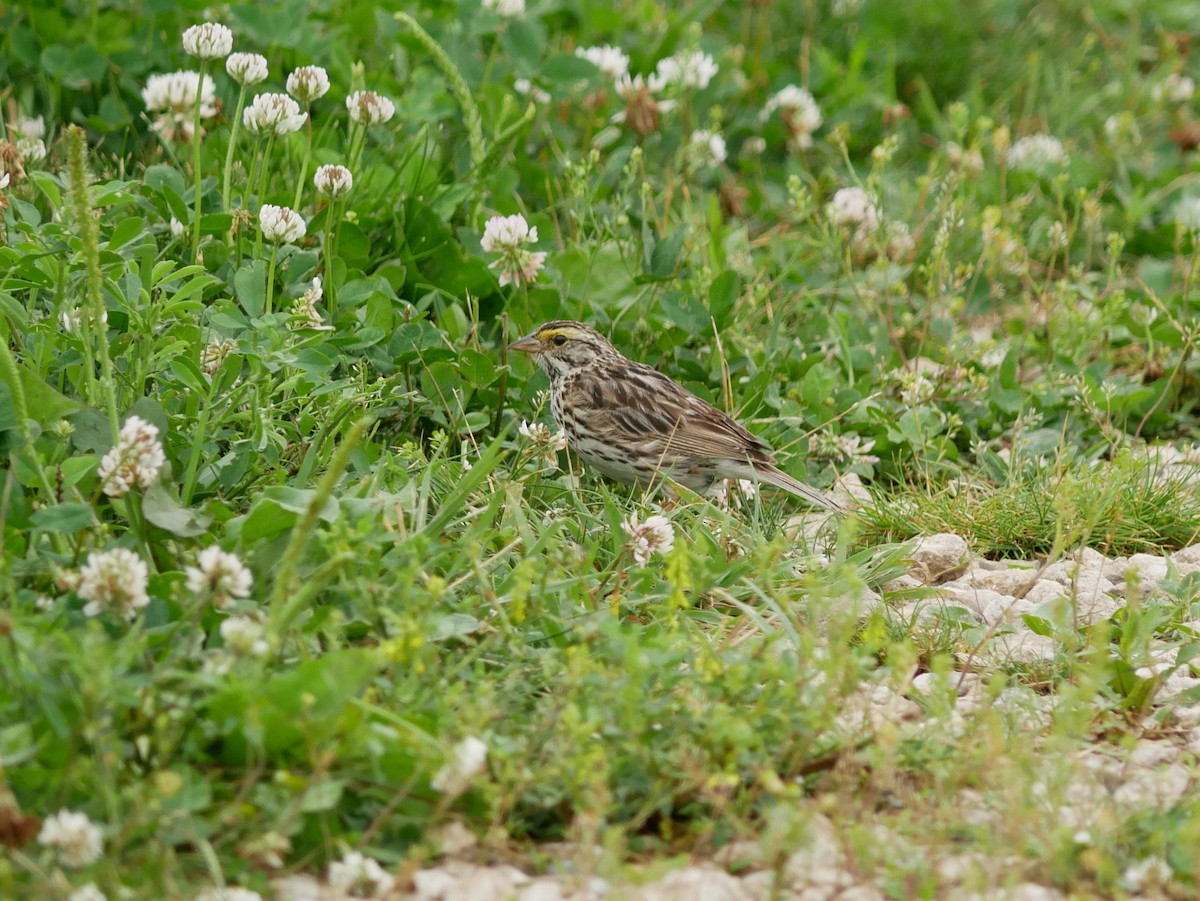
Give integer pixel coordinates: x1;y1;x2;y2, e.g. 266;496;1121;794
509;321;841;510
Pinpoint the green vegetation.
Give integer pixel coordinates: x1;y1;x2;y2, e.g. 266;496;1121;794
2;0;1199;897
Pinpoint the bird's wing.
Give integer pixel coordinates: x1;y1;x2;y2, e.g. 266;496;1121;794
568;364;774;464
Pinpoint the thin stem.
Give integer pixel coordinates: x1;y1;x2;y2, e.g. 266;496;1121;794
190;59;211;262
292;116;314;210
265;241;279;316
222;83;250;213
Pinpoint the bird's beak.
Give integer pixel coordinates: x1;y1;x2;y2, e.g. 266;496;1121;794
508;335;542;354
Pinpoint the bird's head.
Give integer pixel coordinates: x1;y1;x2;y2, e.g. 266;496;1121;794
508;321;622;379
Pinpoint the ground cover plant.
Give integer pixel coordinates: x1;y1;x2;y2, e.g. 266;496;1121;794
2;0;1200;898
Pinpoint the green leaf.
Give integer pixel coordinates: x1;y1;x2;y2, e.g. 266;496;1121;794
31;503;99;534
708;270;739;328
644;228;686;281
107;216;146;251
142;482;213;537
234;261;267;318
300;779;346;812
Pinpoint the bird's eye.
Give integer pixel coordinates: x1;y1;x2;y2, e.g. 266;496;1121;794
552;334;568;346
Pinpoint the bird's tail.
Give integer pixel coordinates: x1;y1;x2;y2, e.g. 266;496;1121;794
754;464;846;512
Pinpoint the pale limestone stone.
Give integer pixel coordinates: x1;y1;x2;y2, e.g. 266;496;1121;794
909;533;971;584
634;865;753;901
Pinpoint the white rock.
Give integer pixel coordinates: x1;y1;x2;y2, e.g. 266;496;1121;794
979;631;1058;664
961;561;1037;595
445;865;530;901
938;585;1036;626
634;865;752;901
412;867;458;900
909;533;971;584
1021;580;1067;606
1173;543;1200;573
782;815;845;885
1125;553;1169;585
519;879;567;901
882;574;924;592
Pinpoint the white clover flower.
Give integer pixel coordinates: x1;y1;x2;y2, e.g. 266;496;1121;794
762;85;823;150
825;187;880;232
687;129;726;167
575;45;630;80
1173;196;1200;229
1006;134;1068;172
1151;72;1195;104
518;420;568;452
186;546;253;608
655;51;719;90
514;78;551;104
313;164;353;196
482;0;525;15
291;278;327;329
13;115;45;139
622;514;675;565
220;615;270;657
346;91;395;125
17;137;47;166
259;204;306;243
327;851;394;898
38;809;103;868
201;338;236;376
1123;856;1173;892
97;415;166;497
68;885;107;901
77;549;150;619
612;73;674;135
480;214;547;286
242;92;307;135
225;52;268;86
141;71;218;141
195;890;264;901
431;736;489;797
182;22;233;60
286;65;331;103
169;216;185;239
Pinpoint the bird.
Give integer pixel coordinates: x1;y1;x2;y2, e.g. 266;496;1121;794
508;320;842;511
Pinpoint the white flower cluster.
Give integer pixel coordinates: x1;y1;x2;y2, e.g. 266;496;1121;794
186;546;253;608
763;85;823;150
518;420;568;452
575;45;630;80
431;736;489;798
346;91;395;125
77;548;150;619
1006;133;1069;173
1151;72;1195;104
11;115;47;165
327;850;395;898
612;73;676;134
97;415;166;497
313;164;353;197
824;186;913;260
182;22;233;60
243;92;307;135
226;52;268;86
622;514;675;565
655;50;719;90
687;129;727;168
259;204;307;243
141;71;218;141
220;615;269;657
480;214;547;286
287;65;331;104
38;809;104;868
